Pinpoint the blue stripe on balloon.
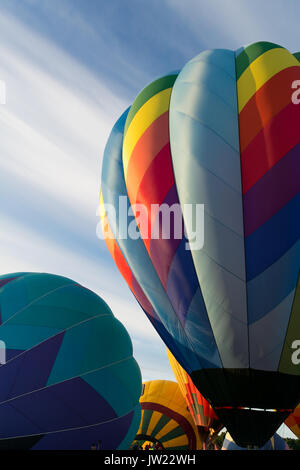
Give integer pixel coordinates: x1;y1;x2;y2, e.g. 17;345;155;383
166;237;199;325
184;287;223;369
245;191;300;281
249;289;295;370
247;239;300;323
101;108;130;193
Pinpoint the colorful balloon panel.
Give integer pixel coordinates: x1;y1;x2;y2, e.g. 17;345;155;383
136;380;202;450
285;404;300;439
167;349;221;433
222;432;290;450
100;106;202;373
100;41;300;447
0;273;141;450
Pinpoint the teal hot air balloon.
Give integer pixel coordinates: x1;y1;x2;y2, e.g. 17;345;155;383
0;273;141;449
100;41;300;448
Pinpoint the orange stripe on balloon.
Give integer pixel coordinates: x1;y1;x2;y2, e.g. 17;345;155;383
241;101;300;194
101;213;133;289
239;66;300;153
125;112;169;206
101;204;156;320
100;212;115;252
113;243;133;289
134;143;174;252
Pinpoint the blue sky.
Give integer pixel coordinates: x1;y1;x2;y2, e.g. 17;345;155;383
0;0;298;439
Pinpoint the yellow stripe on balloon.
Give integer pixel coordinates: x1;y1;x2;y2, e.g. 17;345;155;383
99;190;106;221
155;419;177;442
99;191;114;243
167;349;189;389
163;434;188;449
147;411;163;437
237;47;299;112
137;409;145;435
123;88;172;178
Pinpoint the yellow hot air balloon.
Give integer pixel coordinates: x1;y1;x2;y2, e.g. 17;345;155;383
134;380;202;450
167;349;222;447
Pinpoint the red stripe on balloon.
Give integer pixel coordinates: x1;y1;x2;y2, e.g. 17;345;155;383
103;214;157;321
241;102;300;194
134;143;174;252
102;215;133;290
239;66;300;153
125;112;169;207
243;141;300;236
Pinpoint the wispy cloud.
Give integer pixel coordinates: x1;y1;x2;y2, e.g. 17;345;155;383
0;9;171;382
166;0;300;51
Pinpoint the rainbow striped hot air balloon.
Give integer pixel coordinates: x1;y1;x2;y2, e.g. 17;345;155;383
100;42;300;448
135;380;202;450
0;273;141;450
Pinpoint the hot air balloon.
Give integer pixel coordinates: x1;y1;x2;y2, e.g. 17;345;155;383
285;404;300;440
167;349;222;446
100;41;300;447
134;380;202;450
0;273;141;450
222;432;290;450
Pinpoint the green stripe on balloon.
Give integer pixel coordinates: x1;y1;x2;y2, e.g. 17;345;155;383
236;41;283;80
141;409;153;435
159;425;185;443
124;74;178;134
150;413;170;438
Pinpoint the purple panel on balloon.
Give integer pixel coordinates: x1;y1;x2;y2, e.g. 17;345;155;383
31;410;135;450
0;377;117;437
0;333;64;402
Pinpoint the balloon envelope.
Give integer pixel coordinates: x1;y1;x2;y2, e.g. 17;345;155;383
285;403;300;440
167;349;222;439
0;273;141;449
222;432;290;450
135;380;202;450
100;41;300;447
